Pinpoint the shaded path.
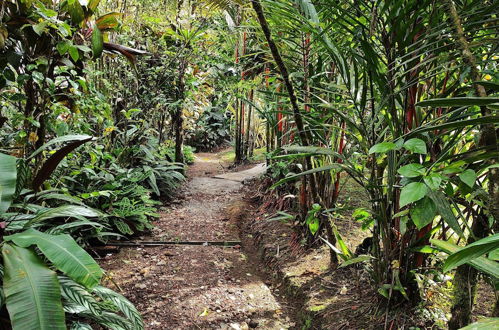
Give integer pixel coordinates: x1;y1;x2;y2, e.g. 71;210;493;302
100;152;295;329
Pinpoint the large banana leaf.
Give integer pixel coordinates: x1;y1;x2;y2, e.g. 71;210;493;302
0;153;17;213
5;229;103;288
2;244;65;330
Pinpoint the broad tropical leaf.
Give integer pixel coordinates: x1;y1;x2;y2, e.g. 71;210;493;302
403;138;427;154
397;164;425;178
410;197;437;229
5;229;103;288
369;142;397;154
460;318;499;330
2;244;65;330
441;234;499;272
400;182;427;207
0;153;17;213
24;204;104;227
91;25;103;58
431;239;499;279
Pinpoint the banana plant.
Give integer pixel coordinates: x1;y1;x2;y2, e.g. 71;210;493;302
0;136;144;329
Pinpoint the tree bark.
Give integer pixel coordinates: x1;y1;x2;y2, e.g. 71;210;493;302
444;1;499;326
174;59;187;163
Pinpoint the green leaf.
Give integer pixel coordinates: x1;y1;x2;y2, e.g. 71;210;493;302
5;229;103;288
490;248;499;261
442;234;499;272
339;255;373;268
69;46;79;62
24;205;104;228
271;163;343;189
424;174;443;190
400;182;427;207
76;45;92;53
459;169;476;188
284;145;338;156
29;135;93;159
417;97;499;107
67;0;85;25
410;197;437;229
431;239;499;279
58;276;102;315
32;22;48;35
2;244;65;330
307;216;319;235
0;153;17;213
96;12;121;30
460;318;499;330
403;138;427;154
88;0;101;12
411;245;440;254
428;191;464;237
369;142;397;154
333;226;353;259
397;163;425;178
93;286;144;329
91;26;103;59
56;41;71;55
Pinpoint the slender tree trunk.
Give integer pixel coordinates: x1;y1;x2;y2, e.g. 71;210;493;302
234;94;240;160
243;90;253;158
444;0;499;327
252;0;337;265
174;59;187;163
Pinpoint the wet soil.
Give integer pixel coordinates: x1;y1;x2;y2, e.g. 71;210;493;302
99;152;296;329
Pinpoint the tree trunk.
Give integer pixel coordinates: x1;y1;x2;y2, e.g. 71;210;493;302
448;214;488;328
175;59;187;163
444;1;498;326
252;0;337;265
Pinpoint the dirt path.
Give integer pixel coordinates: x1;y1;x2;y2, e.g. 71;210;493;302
100;152;296;329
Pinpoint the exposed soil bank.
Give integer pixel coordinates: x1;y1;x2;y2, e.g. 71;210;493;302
235;187;379;330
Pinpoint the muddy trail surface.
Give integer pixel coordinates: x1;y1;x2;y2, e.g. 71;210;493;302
100;152;297;329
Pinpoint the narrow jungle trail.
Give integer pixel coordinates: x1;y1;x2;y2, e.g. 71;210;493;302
100;152;296;329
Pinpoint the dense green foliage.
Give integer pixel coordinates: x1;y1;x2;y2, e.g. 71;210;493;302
0;0;498;329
